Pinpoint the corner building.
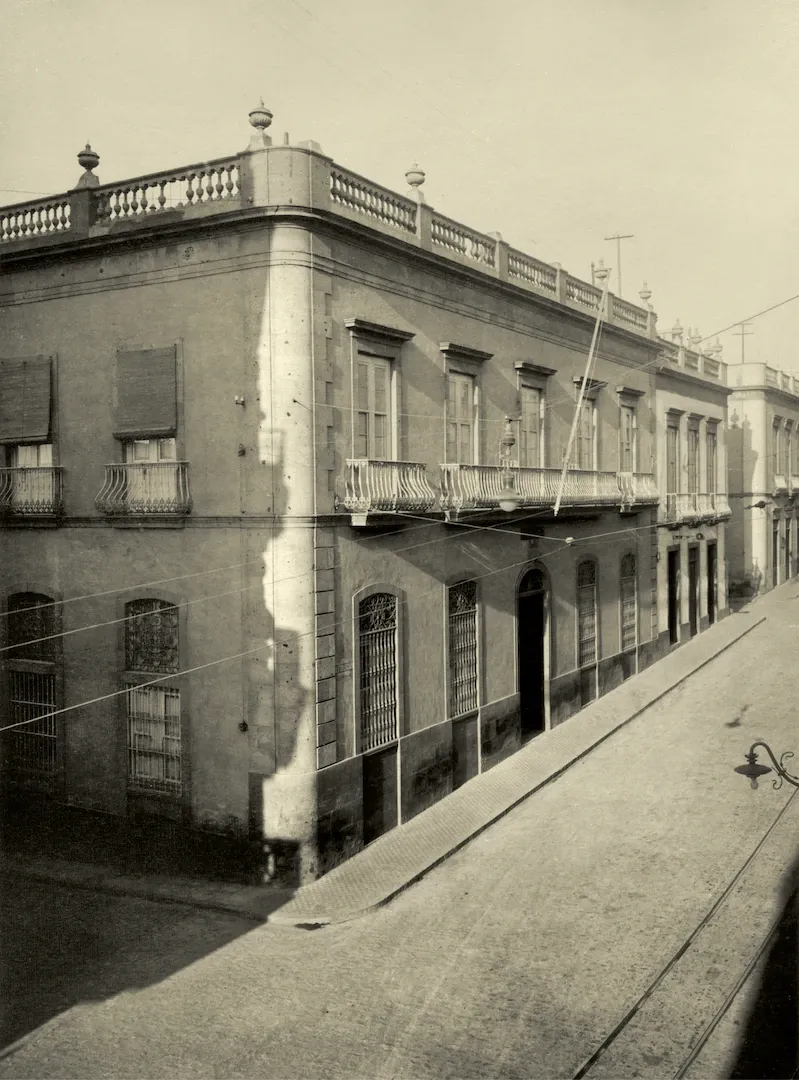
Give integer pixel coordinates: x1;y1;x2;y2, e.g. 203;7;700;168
0;111;727;882
726;362;799;597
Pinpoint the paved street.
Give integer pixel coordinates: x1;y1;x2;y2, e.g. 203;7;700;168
2;586;799;1079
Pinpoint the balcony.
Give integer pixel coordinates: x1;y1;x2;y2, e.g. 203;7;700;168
342;459;438;526
664;492;731;524
618;472;660;508
439;465;626;517
95;462;192;517
0;467;64;518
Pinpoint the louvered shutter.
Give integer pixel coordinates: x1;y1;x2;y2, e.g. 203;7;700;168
0;356;52;443
114;348;177;437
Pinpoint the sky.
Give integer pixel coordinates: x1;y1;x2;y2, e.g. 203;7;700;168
2;0;798;371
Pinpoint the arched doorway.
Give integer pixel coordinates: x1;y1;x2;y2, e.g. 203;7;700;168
517;567;548;741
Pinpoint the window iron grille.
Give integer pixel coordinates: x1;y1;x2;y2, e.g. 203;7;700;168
577;560;597;667
6;669;58;784
448;581;478;717
358;593;398;751
125;599;179;673
620;553;637;652
127;684;182;794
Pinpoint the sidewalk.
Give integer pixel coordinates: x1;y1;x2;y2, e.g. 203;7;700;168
1;602;773;927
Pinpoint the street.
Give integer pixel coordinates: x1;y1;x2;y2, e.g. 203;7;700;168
2;587;799;1079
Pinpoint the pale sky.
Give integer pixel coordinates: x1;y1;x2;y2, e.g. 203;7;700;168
2;0;798;371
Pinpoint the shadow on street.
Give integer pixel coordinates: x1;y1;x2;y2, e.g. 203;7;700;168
0;870;263;1053
727;849;799;1079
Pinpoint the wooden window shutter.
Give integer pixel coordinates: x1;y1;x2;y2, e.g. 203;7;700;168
114;348;177;437
0;356;52;443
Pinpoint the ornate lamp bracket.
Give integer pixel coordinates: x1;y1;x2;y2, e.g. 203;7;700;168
735;741;799;791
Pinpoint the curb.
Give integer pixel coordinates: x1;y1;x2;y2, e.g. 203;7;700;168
270;613;768;926
3;615;768;929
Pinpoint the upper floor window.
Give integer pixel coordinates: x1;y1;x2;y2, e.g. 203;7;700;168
772;419;782;477
357;592;398;751
706;424;718;494
125;598;179;673
345;319;414;462
782;422;792;478
518;385;543;468
446;372;477;464
447;581;478;718
355;355;391;460
619;404;637;472
666;418;680;493
114;347;178;442
687;423;700;494
0;355;52;447
575;399;596;471
577;560;598;668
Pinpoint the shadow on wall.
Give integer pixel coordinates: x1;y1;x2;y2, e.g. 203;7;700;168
727;843;799;1079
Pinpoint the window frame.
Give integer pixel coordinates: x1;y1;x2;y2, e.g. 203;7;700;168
440;343;492;467
113;341;185;458
619;552;638;653
706;422;718;495
445;579;480;720
576;558;599;669
514;362;555;469
1;586;64;793
666;412;682;495
345;320;414;464
118;590;188;807
352;583;405;756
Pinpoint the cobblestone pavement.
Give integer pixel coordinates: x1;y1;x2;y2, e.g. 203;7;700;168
2;586;798;1080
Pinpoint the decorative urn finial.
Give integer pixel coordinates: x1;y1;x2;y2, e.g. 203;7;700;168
594;258;610;283
248;98;273;131
405;162;426;202
639;281;652;309
712;337;723;358
671;319;683;344
75;143;100;188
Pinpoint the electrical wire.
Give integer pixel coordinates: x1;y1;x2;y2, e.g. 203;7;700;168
0;521;618;734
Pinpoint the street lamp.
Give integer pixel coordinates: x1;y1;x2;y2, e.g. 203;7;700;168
734;742;799;790
498;416;520;513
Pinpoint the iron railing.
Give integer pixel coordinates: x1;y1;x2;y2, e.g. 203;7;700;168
343;459;438;515
439;464;626;514
95;462;192;515
0;467;64;515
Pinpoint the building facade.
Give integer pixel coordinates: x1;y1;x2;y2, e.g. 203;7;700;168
653;328;731;649
726;362;799;597
0;109;731;883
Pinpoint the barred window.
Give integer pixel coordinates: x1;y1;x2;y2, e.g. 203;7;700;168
358;592;398;751
127;684;181;794
125;599;179;673
7;592;55;662
620;553;637;652
577;560;598;668
448;581;478;717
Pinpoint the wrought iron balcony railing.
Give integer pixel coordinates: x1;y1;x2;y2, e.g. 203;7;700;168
95;462;192;516
0;467;64;516
439;465;627;515
664;492;731;522
343;459;438;523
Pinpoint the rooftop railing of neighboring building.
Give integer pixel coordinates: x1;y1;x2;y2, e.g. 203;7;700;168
0;108;664;343
657;334;727;385
728;362;799;399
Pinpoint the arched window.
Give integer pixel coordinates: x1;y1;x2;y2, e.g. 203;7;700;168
124;598;181;795
620;554;637;652
577;561;598;668
5;592;59;786
447;581;478;718
357;592;398;751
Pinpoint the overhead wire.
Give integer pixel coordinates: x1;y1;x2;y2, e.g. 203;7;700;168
0;511;656;734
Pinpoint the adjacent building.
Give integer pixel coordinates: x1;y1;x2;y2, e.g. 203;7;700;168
0;107;732;883
726;362;799;597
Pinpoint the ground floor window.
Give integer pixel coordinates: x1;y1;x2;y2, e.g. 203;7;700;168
447;580;478;717
358;592;398;752
126;684;182;795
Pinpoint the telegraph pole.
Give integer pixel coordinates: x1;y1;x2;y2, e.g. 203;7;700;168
733;322;754;363
604;233;634;297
